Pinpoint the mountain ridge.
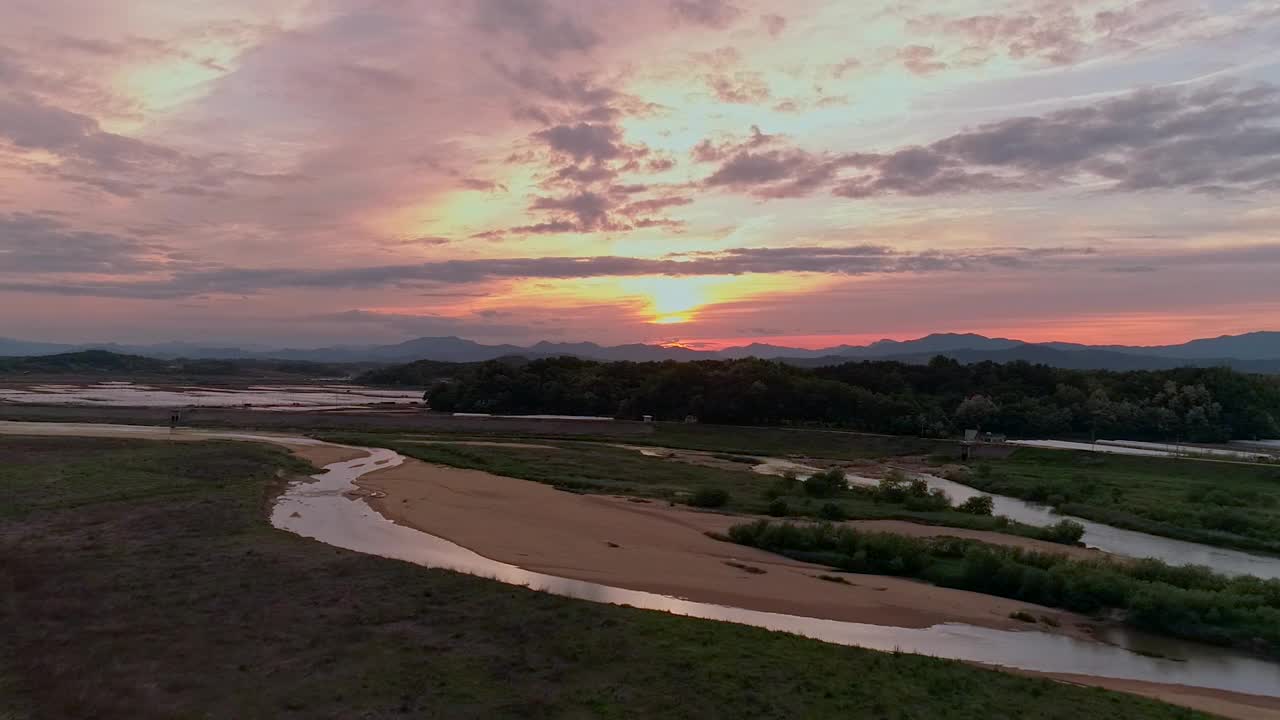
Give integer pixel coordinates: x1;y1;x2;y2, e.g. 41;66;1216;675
3;331;1279;371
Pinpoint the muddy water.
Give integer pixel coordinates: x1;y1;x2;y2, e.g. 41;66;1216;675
5;420;1280;698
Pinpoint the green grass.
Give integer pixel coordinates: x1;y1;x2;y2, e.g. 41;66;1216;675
958;449;1280;555
332;422;946;461
725;520;1280;657
0;436;313;521
0;435;1210;719
647;423;947;459
318;434;1073;544
321;435;783;503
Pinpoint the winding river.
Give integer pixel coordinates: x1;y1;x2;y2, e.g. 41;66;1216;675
5;421;1280;700
735;449;1280;578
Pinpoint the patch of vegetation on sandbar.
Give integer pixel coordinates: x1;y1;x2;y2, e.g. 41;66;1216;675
724;519;1280;658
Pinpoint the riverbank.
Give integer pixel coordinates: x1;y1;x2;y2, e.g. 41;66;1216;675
723;519;1280;660
950;447;1280;558
352;453;1280;719
357;456;1086;633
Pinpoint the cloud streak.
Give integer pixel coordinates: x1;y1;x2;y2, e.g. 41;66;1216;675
700;82;1280;199
8;241;1280;300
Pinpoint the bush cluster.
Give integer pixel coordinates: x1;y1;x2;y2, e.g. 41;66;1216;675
688;488;730;508
726;520;1280;656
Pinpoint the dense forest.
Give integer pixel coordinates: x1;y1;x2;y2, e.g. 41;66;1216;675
369;356;1280;441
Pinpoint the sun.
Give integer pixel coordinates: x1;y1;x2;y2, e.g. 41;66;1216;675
652;312;694;325
617;276;720;325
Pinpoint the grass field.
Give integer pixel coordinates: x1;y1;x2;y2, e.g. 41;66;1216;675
0;435;1209;719
0;404;951;457
956;449;1280;555
644;423;947;459
319;434;1076;543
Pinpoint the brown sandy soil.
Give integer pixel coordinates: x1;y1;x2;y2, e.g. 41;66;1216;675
289;444;368;467
1033;672;1280;720
357;456;1088;635
355;456;1280;720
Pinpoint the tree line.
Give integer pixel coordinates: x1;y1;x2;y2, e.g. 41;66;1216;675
366;355;1280;441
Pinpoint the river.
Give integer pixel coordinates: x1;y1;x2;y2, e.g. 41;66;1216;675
4;421;1280;699
735;448;1280;578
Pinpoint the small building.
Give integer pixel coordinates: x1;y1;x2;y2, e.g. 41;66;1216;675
960;428;1011;460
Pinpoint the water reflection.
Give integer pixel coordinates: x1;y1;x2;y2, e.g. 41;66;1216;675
271;446;1280;698
6;421;1280;698
876;471;1280;580
666;441;1280;578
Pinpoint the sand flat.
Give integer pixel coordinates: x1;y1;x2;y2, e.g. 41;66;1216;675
356;456;1280;720
357;456;1086;634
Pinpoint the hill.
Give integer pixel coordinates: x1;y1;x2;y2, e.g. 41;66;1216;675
0;350;363;379
4;331;1279;372
0;350;171;374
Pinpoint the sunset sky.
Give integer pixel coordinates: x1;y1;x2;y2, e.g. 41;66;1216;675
2;0;1279;349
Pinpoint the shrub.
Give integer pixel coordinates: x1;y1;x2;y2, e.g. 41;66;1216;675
1041;519;1086;545
903;489;952;512
689;488;730;508
720;519;1280;657
804;468;847;498
1009;610;1036;623
766;498;790;517
818;503;847;521
875;471;910;503
958;495;995;516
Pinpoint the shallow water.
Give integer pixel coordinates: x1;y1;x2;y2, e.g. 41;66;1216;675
1011;438;1276;461
268;444;1280;697
0;381;422;410
620;442;1280;578
874;471;1280;579
5;420;1280;698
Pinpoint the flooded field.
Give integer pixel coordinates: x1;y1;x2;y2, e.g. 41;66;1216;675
0;381;423;410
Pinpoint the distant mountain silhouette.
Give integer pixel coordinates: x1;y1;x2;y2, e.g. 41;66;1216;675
2;331;1278;372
